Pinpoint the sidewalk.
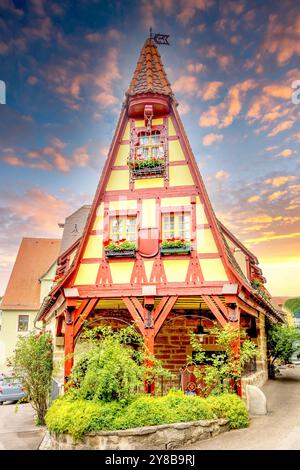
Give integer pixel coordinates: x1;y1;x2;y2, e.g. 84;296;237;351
0;403;45;450
179;365;300;450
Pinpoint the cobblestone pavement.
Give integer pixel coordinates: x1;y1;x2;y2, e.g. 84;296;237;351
179;365;300;450
0;402;45;450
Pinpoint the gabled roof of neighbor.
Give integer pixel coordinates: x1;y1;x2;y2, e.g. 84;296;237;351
1;238;60;311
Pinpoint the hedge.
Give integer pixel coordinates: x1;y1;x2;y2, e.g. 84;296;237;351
45;390;249;440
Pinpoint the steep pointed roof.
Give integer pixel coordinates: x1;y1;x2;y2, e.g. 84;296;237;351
128;38;173;97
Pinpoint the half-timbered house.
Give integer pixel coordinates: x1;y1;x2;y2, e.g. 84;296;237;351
37;36;284;395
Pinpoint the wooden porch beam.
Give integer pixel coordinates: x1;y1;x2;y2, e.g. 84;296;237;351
73;298;98;337
73;299;89;324
154;296;178;337
122;297;145;334
212;295;229;320
154;296;169;322
202;295;227;327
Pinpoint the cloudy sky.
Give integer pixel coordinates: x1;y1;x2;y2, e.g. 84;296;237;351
0;0;299;297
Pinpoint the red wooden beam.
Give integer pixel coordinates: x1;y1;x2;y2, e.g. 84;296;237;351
73;298;98;337
154;296;169;322
64;308;74;386
212;295;229;319
131;297;145;319
122;297;145;334
154;296;177;337
202;295;227;327
73;299;89;324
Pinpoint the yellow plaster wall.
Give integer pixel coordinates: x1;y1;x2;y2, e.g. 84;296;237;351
109;199;137;211
200;258;228;281
163;259;189;283
196;197;208;224
122;122;130;141
135;120;144;127
92;202;104;231
141;199;156;228
134;178;164;189
197;228;218;253
168;117;177;136
114;144;129;166
169;140;185;162
135;118;163;127
169;166;194;186
161;196;191;207
83;235;103;259
144;260;154;282
109;262;134;284
106;170;129;191
75;264;99;285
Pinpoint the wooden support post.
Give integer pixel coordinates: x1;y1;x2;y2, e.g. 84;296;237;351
64;307;75;388
229;303;242;396
144;329;155;394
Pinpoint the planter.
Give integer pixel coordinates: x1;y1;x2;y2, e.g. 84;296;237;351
105;250;136;258
160;246;192;256
41;418;229;450
131;165;164;178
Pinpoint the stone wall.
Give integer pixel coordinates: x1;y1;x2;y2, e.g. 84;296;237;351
44;418;229;450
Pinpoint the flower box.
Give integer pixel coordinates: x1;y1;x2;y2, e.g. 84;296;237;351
131;165;165;178
160;240;192;256
104;240;136;258
105;250;136;258
160;246;192;255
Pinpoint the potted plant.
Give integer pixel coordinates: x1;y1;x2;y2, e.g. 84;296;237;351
53;273;63;285
104;239;136;258
160;239;192;255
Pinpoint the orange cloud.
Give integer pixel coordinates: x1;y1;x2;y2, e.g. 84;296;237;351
201;81;223;101
177;101;190;115
263;84;292;100
265;176;298;187
268;120;294;137
172;75;198;95
247;195;261;203
203;133;223;146
177;0;214;25
187;63;206;73
215;170;229;180
200;79;257;128
268;190;288;202
2;155;24;167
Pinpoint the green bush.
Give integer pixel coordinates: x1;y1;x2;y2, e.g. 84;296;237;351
45;390;249;440
206;393;249;429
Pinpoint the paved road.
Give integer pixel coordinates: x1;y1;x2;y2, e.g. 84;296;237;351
0;403;45;450
180;365;300;450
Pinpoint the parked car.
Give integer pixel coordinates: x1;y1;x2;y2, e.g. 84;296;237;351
0;376;26;405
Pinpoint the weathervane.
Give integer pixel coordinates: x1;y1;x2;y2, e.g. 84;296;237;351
149;27;170;45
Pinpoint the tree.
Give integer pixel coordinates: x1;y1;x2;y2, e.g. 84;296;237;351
268;324;300;378
8;331;53;425
190;324;257;396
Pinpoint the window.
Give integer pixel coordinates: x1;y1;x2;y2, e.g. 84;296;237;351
135;131;163;160
109;216;137;242
162;212;191;241
18;315;29;332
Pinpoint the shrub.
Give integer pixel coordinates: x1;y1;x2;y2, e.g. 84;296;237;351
206;393;249;429
8;331;53;425
45;390;249;440
268;324;300;377
68;325;172;403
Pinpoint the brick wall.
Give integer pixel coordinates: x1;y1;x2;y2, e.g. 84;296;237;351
155;314;200;371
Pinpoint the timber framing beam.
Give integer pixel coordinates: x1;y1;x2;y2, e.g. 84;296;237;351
202;295;227;327
73;298;99;337
122;296;178;338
